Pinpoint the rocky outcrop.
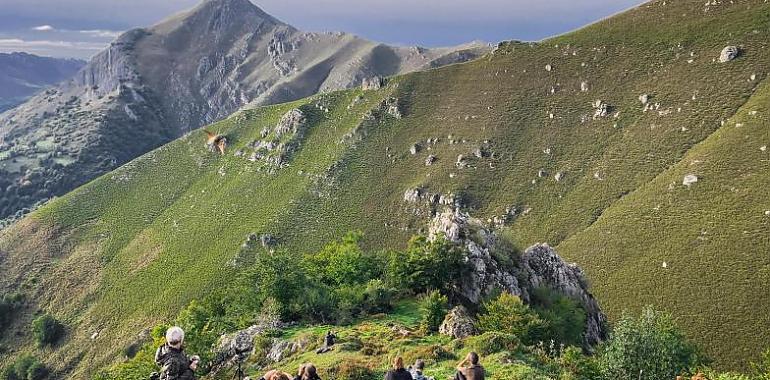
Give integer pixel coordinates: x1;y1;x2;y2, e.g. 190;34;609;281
719;46;739;63
519;244;607;348
425;204;607;348
439;306;478;338
211;318;282;371
361;76;384;90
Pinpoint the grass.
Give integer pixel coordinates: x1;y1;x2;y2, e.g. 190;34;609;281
1;0;769;376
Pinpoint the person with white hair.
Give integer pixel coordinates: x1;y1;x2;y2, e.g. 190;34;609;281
154;326;199;380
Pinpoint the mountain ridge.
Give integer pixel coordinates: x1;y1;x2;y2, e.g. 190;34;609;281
0;0;489;223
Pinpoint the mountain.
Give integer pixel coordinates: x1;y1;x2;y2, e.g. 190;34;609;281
0;0;489;223
0;52;84;113
1;0;769;377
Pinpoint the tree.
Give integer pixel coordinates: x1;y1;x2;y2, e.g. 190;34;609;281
419;290;448;334
386;235;465;294
599;306;699;380
477;292;545;344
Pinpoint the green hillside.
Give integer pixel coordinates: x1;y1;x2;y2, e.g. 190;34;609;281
1;0;769;376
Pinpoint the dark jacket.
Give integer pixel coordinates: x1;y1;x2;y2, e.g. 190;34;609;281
460;365;484;380
293;375;322;380
384;368;412;380
155;344;195;380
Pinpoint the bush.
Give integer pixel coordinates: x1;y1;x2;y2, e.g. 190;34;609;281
402;344;456;366
477;292;545;345
558;346;601;380
465;332;520;356
0;293;24;335
598;306;699;380
2;355;47;380
302;231;379;287
31;314;65;347
386;235;465;294
326;359;378;380
419;290;448;334
530;287;587;347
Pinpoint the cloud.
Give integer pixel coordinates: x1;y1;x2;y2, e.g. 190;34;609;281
32;25;55;31
0;38;104;51
78;29;122;39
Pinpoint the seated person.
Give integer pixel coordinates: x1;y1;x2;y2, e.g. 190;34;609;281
454;352;484;380
294;363;322;380
384;357;412;380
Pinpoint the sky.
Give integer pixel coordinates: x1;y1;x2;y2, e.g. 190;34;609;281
0;0;646;60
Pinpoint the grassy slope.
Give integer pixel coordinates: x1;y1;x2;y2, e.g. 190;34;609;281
1;0;769;375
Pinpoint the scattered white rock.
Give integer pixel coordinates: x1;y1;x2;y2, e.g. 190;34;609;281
425;154;437;166
750;73;757;81
410;143;420;155
662;262;668;269
683;174;699;186
639;94;650;105
719;46;739;63
537;169;547;178
580;81;590;92
765;210;770;216
545;64;553;72
592;100;611;119
554;172;565;182
760;145;767;152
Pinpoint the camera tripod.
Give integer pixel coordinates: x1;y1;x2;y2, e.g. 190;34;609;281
231;354;246;380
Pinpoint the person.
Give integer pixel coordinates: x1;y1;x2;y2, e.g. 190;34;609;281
294;363;322;380
454;352;484;380
315;331;336;354
154;326;198;380
408;359;428;380
384;357;412;380
259;369;292;380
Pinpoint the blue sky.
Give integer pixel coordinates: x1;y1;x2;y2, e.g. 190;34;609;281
0;0;645;59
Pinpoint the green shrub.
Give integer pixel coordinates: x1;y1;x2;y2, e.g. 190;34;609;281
465;332;520;356
2;355;47;380
558;346;601;380
386;235;465;294
402;344;456;366
530;287;587;347
326;359;377;380
303;231;379;287
477;292;545;345
360;279;394;315
31;314;65;347
419;290;448;334
0;293;24;335
598;306;699;380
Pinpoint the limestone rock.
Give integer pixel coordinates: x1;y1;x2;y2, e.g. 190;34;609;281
425;154;437;166
410;143;421;155
361;76;384;90
719;46;739;63
580;81;590;92
554;172;565;182
519;243;607;348
592;100;611;119
439;306;478;338
639;94;650;104
683;174;699;186
266;336;311;362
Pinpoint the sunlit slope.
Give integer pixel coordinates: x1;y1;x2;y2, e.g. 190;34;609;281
1;0;769;374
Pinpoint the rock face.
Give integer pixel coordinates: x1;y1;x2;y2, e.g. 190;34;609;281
361;76;384;90
439;306;478;338
519;244;607;348
427;205;608;349
0;0;490;223
719;46;740;63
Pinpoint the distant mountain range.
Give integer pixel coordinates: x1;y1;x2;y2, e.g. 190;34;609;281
0;0;489;221
0;52;84;113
